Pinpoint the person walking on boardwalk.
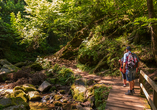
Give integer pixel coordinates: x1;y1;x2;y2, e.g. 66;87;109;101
122;46;140;95
119;51;127;87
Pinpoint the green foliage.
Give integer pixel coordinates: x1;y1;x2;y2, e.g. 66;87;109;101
57;66;75;85
0;104;4;109
36;56;51;69
92;84;110;109
47;64;75;85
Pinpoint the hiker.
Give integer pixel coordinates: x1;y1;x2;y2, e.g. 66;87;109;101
122;46;140;95
119;51;127;87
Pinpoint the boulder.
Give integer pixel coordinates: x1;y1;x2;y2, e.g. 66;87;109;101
1;64;19;74
12;90;28;102
71;84;87;102
0;59;11;65
22;84;37;93
38;81;51;92
0;97;29;110
28;91;41;101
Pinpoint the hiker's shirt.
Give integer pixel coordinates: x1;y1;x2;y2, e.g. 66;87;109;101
123;51;131;70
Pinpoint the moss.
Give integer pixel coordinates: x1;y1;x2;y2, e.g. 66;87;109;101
12;90;28;102
59;90;65;94
0;104;5;109
13;90;25;97
13;86;23;92
11;97;30;109
16;93;28;102
48;78;56;84
92;84;110;109
22;84;37;93
49;86;56;92
54;95;62;101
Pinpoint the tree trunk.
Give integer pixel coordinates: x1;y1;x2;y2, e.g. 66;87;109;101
147;0;157;62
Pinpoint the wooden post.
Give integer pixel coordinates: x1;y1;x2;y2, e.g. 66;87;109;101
140;71;144;95
153;89;157;109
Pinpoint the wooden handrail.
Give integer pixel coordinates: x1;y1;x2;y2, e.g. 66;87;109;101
140;70;157;110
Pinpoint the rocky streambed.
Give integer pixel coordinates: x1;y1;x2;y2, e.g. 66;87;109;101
0;59;111;110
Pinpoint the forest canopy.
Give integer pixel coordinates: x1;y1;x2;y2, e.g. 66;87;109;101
0;0;157;73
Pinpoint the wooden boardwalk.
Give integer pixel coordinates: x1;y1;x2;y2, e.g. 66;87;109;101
105;78;150;110
68;67;150;110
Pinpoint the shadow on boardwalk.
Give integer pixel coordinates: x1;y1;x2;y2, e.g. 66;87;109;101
70;67;150;110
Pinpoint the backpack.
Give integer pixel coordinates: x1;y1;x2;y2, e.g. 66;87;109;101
127;53;138;69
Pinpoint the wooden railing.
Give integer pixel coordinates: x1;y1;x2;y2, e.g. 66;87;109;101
139;70;157;110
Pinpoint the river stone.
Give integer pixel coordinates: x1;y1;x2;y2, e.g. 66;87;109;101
54;95;62;101
12;90;28;102
38;81;51;92
0;98;12;106
0;59;11;65
0;97;29;109
13;86;23;92
0;89;13;96
3;104;28;110
1;64;19;74
28;91;41;101
22;84;37;93
71;84;87;102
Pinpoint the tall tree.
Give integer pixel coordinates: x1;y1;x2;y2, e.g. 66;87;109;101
147;0;157;62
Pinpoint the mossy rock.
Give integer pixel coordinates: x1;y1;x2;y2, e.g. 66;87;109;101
54;95;62;101
12;90;28;102
28;91;41;101
13;86;23;92
71;84;87;102
0;97;29;110
0;59;11;65
73;90;85;102
22;84;37;93
12;90;25;97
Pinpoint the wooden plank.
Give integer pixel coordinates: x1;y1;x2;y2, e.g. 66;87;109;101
140;70;157;92
140;83;157;110
140;73;144;95
153;89;157;109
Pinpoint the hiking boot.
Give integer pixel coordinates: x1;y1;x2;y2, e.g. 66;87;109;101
123;84;126;87
132;89;135;94
125;90;133;95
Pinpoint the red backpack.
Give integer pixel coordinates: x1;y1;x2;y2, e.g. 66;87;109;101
127;53;138;69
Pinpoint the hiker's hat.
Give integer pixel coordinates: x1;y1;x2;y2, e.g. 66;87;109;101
126;46;131;50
